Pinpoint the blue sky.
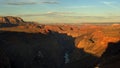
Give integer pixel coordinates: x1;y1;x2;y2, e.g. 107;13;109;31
0;0;120;23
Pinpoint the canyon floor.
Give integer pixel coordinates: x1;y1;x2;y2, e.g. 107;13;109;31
0;16;120;68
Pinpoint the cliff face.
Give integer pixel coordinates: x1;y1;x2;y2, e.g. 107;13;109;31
75;30;120;57
0;16;120;68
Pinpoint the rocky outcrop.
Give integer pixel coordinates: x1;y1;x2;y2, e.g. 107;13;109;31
0;16;24;24
75;30;120;57
44;25;80;37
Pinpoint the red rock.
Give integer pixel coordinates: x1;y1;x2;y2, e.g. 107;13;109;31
75;29;120;57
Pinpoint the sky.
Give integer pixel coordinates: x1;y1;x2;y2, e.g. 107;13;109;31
0;0;120;23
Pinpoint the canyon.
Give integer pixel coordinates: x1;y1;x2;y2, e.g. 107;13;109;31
0;16;120;68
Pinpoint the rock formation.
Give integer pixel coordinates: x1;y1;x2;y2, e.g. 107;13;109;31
75;30;120;57
0;16;24;24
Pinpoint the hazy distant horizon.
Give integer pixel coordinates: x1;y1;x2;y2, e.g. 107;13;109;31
0;0;120;23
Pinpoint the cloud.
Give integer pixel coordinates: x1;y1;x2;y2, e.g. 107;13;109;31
3;0;59;5
16;11;120;20
63;16;113;19
6;2;37;5
18;12;75;17
66;5;96;9
17;12;119;20
102;1;118;8
46;11;74;15
42;1;58;4
17;11;73;17
6;2;58;5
